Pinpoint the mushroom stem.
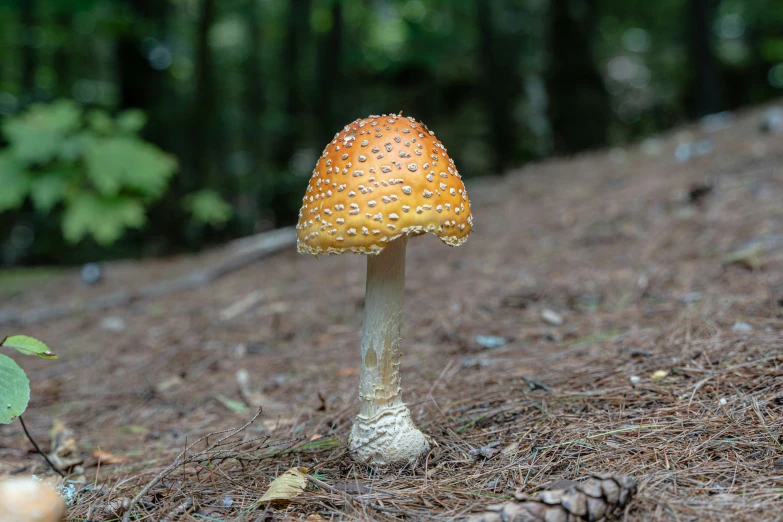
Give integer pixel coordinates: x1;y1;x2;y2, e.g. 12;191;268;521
349;236;429;465
358;236;406;417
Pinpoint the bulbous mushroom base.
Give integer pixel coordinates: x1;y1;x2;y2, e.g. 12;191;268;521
349;404;430;466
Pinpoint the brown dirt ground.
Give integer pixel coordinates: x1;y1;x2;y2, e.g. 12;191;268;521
2;104;783;521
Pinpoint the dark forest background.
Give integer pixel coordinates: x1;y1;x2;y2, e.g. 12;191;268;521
1;0;783;266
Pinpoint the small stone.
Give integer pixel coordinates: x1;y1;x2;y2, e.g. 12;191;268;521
541;309;564;326
460;357;490;368
761;107;783;134
732;322;753;332
475;335;507;349
700;111;733;133
80;263;102;284
640;137;664;156
629;375;641;384
100;317;125;332
719;398;728;406
693;139;713;156
675;142;693;163
679;292;703;304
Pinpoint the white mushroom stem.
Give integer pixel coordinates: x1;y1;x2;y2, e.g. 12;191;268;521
349;236;429;465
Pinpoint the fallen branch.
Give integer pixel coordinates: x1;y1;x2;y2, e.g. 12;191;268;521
0;227;296;326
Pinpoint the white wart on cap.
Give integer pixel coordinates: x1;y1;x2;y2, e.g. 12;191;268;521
296;114;473;255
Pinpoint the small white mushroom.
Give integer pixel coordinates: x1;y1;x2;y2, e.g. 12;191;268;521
0;477;66;522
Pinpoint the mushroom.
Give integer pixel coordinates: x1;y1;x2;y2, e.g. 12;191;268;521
0;477;66;522
296;114;473;465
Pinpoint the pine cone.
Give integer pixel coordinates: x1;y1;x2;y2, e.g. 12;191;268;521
469;473;637;522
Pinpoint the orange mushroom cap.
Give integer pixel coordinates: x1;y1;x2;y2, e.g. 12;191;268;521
296;114;473;255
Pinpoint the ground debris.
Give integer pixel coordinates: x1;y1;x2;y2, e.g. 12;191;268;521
476;335;507;349
468;441;502;459
723;243;765;271
541;309;564;326
7;104;783;522
468;473;637;522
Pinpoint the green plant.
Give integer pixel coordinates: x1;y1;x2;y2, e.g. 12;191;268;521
0;100;178;246
182;189;233;228
0;335;57;424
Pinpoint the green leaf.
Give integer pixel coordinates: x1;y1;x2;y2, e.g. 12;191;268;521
0;354;30;424
85;137;178;197
2;99;81;164
0;154;30;212
60;130;97;163
183;190;233;227
62;192;146;245
87;109;115;134
215;394;249;414
1;335;57;359
30;173;67;213
116;109;147;134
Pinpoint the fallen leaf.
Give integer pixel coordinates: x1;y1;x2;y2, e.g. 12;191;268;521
155;374;184;393
501;442;519;456
259;467;309;505
337;367;358;378
723;244;764;271
92;450;127;465
651;370;668;380
215;394;249;414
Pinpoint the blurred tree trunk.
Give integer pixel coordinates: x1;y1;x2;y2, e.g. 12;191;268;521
116;0;182;254
477;0;516;175
316;0;343;142
240;0;265;227
53;9;71;98
19;0;37;102
243;0;264;159
190;0;221;190
685;0;720;118
116;0;169;146
545;0;610;153
274;0;312;165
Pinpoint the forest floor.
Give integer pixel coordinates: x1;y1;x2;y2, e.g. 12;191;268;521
2;104;783;522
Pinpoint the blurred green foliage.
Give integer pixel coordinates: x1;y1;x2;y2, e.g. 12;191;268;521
0;100;177;245
0;0;782;265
